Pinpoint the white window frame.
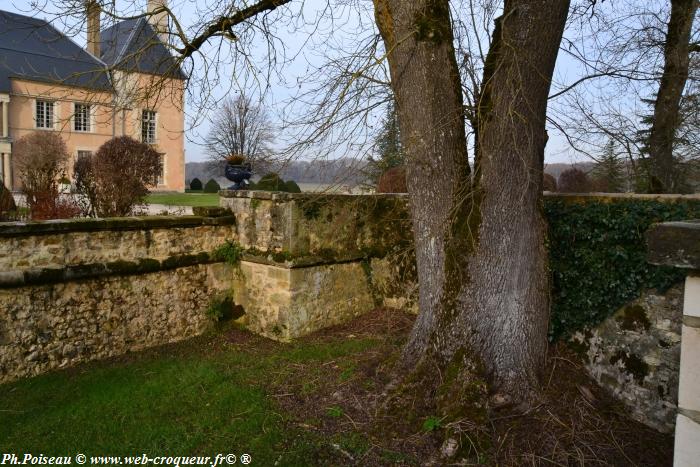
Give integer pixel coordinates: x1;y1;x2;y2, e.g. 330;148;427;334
35;99;56;130
73;103;92;133
141;110;157;144
157;153;166;186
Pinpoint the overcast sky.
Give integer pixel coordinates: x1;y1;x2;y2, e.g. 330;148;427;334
2;0;669;165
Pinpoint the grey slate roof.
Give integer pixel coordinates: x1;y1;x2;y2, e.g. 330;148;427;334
0;10;112;92
100;18;185;80
0;10;185;95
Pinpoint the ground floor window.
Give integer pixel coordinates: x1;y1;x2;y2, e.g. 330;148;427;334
77;150;93;161
157;154;165;185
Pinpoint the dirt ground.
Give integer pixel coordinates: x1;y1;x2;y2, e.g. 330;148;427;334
221;308;673;466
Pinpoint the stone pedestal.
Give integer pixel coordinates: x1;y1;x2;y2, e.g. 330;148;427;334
219;190;414;340
232;257;374;341
647;221;700;467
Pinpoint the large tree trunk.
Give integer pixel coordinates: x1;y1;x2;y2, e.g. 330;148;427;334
373;0;569;404
647;0;698;193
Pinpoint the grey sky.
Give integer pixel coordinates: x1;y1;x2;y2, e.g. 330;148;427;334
1;0;676;165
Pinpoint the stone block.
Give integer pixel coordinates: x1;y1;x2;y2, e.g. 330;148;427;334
679;325;700;412
684;276;700;319
233;259;373;341
580;283;683;433
674;414;700;467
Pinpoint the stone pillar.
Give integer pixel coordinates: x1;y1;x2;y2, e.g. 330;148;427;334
1;99;8;137
647;221;700;467
2;153;11;189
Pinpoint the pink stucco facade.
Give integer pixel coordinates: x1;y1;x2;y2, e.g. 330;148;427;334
2;74;185;192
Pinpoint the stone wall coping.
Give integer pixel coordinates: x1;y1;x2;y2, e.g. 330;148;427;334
0;215;235;237
545;192;700;201
241;251;366;269
647;220;700;270
0;252;222;288
221;189;700;202
219;190;409;201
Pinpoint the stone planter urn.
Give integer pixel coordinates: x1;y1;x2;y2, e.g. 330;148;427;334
224;163;252;190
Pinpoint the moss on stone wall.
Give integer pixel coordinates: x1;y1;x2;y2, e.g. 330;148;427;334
609;351;650;384
616;304;652;331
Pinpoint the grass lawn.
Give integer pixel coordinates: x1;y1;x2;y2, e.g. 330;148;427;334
0;310;673;466
145;193;219;207
0;314;404;466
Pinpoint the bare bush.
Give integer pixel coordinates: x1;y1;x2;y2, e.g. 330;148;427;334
0;183;17;220
74;136;162;217
376;165;407;193
13;131;70;219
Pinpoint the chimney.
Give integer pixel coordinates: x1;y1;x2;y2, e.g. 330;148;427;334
147;0;169;43
86;1;101;57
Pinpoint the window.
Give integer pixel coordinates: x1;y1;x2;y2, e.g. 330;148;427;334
141;110;157;144
74;104;91;132
157;154;165;185
35;100;54;129
77;150;93;161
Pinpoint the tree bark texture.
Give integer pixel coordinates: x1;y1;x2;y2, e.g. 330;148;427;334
648;0;698;193
373;0;569;403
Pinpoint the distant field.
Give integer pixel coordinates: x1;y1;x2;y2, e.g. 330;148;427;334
145;193;219;207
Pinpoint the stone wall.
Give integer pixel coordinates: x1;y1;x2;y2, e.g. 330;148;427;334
219;190;414;340
0;263;231;383
219;190;411;259
572;284;683;432
0;214;235;274
0;213;237;384
647;221;700;464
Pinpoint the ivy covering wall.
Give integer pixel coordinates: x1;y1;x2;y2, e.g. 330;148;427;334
545;197;700;339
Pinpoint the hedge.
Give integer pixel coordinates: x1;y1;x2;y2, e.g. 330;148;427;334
252;173;301;193
190;178;203;191
203;179;221;193
545;197;700;339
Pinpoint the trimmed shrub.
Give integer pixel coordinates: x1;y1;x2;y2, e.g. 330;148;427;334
204;179;221;193
284;180;302;193
255;173;285;192
377;165;407;193
545;197;700;339
190;178;203;191
557;168;591;193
